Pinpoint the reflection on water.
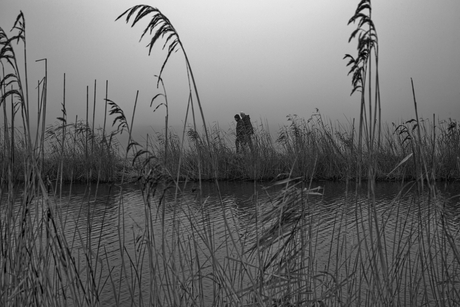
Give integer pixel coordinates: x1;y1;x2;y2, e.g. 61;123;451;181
2;180;460;305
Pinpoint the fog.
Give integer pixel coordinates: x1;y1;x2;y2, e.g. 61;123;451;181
1;0;459;143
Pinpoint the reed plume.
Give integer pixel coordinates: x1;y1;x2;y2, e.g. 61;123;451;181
116;5;216;189
344;0;381;183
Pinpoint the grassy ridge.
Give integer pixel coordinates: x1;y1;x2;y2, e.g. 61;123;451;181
168;113;459;181
2;114;459;184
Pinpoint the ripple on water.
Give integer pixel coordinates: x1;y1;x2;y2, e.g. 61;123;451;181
2;181;460;306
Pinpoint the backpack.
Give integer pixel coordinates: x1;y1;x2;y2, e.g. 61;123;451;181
241;114;254;135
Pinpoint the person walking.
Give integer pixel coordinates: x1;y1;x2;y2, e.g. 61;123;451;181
234;114;245;153
235;112;254;153
240;112;254;152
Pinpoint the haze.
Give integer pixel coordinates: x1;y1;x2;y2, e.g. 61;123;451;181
1;0;459;141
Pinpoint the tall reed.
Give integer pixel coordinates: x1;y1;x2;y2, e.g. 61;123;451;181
116;5;218;195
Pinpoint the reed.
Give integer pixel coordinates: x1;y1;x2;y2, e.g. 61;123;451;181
136;115;458;182
44;120;123;183
2;112;459;184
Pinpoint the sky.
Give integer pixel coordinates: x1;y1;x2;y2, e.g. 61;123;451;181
1;0;459;140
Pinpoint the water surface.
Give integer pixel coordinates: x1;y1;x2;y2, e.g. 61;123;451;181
2;180;460;306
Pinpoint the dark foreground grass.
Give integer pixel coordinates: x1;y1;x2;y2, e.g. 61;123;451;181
3;162;460;306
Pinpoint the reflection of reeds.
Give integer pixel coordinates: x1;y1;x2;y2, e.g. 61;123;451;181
248;179;460;306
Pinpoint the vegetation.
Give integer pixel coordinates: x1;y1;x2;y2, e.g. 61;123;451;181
2;111;460;184
151;113;458;182
1;2;459;307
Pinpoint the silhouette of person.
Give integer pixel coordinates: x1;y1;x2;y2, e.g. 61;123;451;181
235;114;245;153
235;112;254;153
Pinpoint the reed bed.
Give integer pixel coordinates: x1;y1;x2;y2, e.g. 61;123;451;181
44;120;124;183
1;115;459;184
1;2;460;307
138;114;460;182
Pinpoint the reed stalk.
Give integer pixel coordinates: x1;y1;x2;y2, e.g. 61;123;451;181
91;80;97;181
36;58;47;173
57;74;66;198
86;85;89;182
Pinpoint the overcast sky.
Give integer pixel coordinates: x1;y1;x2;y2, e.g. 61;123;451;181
1;0;459;138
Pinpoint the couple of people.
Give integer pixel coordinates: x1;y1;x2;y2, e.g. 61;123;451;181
234;112;254;153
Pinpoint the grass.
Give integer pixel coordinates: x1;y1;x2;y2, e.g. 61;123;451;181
138;114;459;182
1;2;460;307
2;112;458;184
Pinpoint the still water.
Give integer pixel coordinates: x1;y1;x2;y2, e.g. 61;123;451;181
3;180;460;306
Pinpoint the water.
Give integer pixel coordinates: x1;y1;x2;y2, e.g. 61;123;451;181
2;180;460;306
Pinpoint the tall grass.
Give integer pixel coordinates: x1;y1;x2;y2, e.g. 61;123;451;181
1;112;459;184
1;3;460;307
138;114;459;182
45;120;124;183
